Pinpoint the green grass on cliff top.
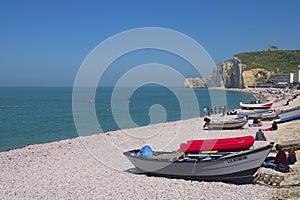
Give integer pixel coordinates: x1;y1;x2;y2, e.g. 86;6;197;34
234;50;300;73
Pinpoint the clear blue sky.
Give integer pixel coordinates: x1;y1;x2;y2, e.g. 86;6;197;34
0;0;299;86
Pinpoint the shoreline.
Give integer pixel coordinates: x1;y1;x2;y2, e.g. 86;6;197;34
208;87;271;101
1;89;299;199
0;87;258;153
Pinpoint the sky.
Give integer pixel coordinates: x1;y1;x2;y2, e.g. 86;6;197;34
0;0;300;86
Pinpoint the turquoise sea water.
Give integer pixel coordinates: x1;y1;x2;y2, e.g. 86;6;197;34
0;87;256;152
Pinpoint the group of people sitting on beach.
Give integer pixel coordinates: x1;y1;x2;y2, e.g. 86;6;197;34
250;119;278;130
253;122;277;141
262;144;297;172
264;121;278;131
255;127;297;172
248;117;264;127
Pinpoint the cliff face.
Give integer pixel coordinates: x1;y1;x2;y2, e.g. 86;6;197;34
206;58;245;88
206;57;272;88
184;77;206;88
242;68;273;87
205;49;300;88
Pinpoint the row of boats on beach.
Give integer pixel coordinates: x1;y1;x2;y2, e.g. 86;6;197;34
204;98;300;129
124;96;300;184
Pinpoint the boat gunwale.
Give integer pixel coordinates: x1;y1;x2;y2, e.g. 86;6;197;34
207;119;247;126
278;106;300;114
123;143;273;164
240;100;273;106
205;120;248;130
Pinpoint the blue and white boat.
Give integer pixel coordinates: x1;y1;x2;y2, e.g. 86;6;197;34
277;106;300;123
237;109;277;120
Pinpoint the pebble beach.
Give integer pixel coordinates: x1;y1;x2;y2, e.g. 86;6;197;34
1;89;300;200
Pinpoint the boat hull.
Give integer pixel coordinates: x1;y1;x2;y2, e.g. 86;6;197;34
124;144;273;184
145;168;259;183
237;112;262;119
205;119;248;130
277;107;300;123
237;110;277;120
240;101;273;110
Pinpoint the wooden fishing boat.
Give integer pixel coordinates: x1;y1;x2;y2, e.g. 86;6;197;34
124;143;273;184
203;117;248;130
179;136;255;152
240;100;273;110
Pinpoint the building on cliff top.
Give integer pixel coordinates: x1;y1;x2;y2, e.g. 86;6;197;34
268;44;278;51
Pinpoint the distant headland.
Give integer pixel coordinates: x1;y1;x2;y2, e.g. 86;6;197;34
185;45;300;89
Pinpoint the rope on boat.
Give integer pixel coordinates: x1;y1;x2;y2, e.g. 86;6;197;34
192;160;197;174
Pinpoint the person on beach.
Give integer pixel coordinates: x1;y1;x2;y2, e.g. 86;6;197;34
209;108;213;116
262;144;288;168
249;118;258;127
258;119;263;126
203;106;207;117
251;118;262;127
265;121;278;131
221;105;225;116
274;144;288;165
253;118;258;126
255;128;267;141
288;147;297;165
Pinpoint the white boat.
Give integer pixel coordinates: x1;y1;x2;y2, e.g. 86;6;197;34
237;110;277;120
237;111;263;119
203;117;248;130
240;100;273;110
124;143;273;184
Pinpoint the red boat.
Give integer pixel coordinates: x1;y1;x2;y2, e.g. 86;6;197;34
179;136;255;152
240;100;273;110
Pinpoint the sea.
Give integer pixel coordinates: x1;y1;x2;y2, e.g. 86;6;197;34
0;86;256;152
